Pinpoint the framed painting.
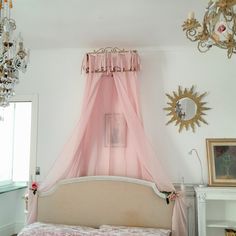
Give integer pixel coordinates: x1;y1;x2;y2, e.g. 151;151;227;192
206;138;236;186
104;113;127;147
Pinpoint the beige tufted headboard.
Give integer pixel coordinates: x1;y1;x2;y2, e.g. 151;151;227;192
37;176;174;229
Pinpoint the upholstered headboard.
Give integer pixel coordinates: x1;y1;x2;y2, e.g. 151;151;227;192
37;176;174;229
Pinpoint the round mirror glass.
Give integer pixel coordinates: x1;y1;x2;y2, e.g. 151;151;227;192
175;98;197;121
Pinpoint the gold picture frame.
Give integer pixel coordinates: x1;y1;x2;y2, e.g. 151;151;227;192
206;138;236;186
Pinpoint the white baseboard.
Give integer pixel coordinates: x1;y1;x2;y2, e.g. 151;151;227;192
0;223;15;236
0;222;24;236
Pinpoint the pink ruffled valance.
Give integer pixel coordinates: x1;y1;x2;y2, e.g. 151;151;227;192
82;51;140;73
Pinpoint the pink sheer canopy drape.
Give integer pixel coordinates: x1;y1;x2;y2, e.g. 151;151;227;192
28;51;187;236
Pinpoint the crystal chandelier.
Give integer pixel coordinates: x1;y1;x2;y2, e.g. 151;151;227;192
0;0;29;106
182;0;236;58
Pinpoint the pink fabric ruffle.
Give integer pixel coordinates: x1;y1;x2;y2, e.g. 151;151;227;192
82;51;140;74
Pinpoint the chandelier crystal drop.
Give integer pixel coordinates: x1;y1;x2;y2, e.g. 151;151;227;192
182;0;236;58
0;0;29;106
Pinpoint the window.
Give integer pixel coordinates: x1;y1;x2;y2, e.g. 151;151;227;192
0;95;37;186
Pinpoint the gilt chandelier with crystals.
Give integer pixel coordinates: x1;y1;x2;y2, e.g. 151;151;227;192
0;0;29;106
182;0;236;58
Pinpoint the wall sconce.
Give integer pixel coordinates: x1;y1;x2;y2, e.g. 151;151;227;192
189;148;206;187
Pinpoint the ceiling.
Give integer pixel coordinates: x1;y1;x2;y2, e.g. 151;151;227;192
12;0;207;50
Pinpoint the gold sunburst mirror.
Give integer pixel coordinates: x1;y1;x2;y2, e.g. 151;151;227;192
164;86;210;132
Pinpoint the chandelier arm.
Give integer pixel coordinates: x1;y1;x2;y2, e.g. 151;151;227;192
197;41;211;53
0;0;29;106
227;46;236;58
223;7;234;23
182;0;236;58
185;30;199;42
227;49;233;58
209;36;229;49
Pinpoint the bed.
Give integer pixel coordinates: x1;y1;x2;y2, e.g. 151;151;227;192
18;176;174;236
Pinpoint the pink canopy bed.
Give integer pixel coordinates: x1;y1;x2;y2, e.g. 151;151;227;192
24;48;187;236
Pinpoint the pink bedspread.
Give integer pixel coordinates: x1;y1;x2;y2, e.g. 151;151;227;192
17;222;96;236
18;223;171;236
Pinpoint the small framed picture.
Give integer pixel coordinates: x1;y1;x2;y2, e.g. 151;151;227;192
206;139;236;186
104;113;127;148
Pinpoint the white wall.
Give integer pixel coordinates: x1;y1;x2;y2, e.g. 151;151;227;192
15;48;86;180
139;47;236;184
15;47;236;185
0;189;26;235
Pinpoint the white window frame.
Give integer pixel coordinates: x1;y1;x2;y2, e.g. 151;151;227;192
1;94;39;185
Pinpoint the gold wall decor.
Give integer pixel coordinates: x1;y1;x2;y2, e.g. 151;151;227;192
164;86;210;132
182;0;236;58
